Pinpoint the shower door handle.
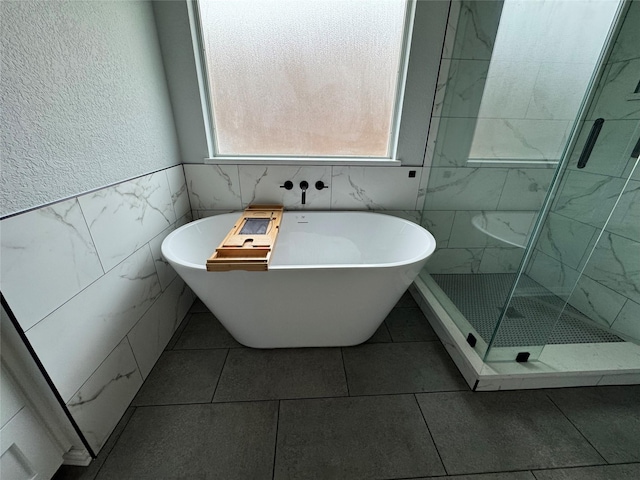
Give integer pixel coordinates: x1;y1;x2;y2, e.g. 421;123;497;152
577;118;604;169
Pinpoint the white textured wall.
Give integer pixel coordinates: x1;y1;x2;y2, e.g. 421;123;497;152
0;0;181;217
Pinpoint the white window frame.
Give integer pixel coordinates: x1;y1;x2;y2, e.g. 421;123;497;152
187;0;416;166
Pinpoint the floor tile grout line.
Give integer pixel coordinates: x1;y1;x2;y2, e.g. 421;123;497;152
412;393;449;476
92;407;138;480
340;347;351;396
271;400;280;480
210;348;230;403
544;392;609;464
131;390;470;409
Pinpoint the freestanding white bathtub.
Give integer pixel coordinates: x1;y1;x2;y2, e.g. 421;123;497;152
162;211;436;348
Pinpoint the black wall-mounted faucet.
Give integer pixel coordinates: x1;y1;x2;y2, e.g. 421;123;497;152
300;181;309;205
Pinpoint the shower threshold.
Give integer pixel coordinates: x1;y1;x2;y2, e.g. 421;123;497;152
410;275;640;391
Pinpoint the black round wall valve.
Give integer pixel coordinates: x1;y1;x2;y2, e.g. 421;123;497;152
280;180;294;190
315;181;328;190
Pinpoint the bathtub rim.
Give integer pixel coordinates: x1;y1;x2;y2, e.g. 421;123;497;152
162;211;436;272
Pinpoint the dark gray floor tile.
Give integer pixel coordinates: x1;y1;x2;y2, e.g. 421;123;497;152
395;291;419;308
173;312;241;349
546;386;640;463
53;407;136;480
132;350;227;406
189;297;209;313
274;395;445;479
385;307;438;342
416;391;604;475
96;402;277;480
214;348;347;402
343;342;467;395
164;312;191;351
533;463;640;479
365;322;392;343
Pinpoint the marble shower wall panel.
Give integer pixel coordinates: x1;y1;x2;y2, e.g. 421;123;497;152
606;179;640;241
536;212;598;271
127;277;194;380
0;198;104;330
583;232;640;305
78;171;176;272
238;165;331;209
610;0;640;63
330;167;422;210
166;165;191;219
569;274;627;329
66;338;143;453
148;213;191;291
449;0;503;61
184;164;242;211
612;300;640;340
478;248;524;274
424;167;508;211
497;168;554;211
424;248;483;274
25;245;161;402
420;211;455;248
589;58;640;121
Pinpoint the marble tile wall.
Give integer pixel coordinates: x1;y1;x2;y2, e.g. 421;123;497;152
525;1;640;343
184;164;425;221
0;165;195;453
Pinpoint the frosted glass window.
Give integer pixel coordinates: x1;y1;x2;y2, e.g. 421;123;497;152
197;0;408;157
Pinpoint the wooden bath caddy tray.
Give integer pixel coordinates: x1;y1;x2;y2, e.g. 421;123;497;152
206;205;284;272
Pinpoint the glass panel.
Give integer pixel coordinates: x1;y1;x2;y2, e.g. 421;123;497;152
198;0;407;157
485;0;639;361
421;0;620;359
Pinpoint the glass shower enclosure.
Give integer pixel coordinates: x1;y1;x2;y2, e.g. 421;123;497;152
419;0;640;369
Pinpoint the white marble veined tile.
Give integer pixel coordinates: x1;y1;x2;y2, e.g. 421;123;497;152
26;246;161;402
128;277;194;379
415;167;430;210
423;117;440;168
165;166;190;219
479;248;524;274
553;170;627;228
67;338;143;453
497;168;553;211
183;164;242;211
431;59;451;118
583;232;640;304
479;61;539;119
440;0;461;59
606;178;640;241
437;59;489;119
238;165;331;210
611;300;640;341
0;198;103;331
537;212;598;270
424;247;482;274
79;171;175;272
451;0;502;60
610;0;640;63
470;118;572;162
431;117;476;167
148;213;191;291
420;210;455;248
424;167;508;211
567;274;627;328
526;251;580;300
589;59;640;120
330;167;421;210
526;62;594;120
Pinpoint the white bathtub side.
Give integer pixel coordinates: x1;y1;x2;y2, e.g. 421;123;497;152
172;260;425;348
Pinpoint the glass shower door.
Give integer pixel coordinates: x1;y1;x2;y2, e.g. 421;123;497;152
485;0;640;361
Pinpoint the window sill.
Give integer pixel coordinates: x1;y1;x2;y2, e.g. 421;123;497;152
204;157;403;167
